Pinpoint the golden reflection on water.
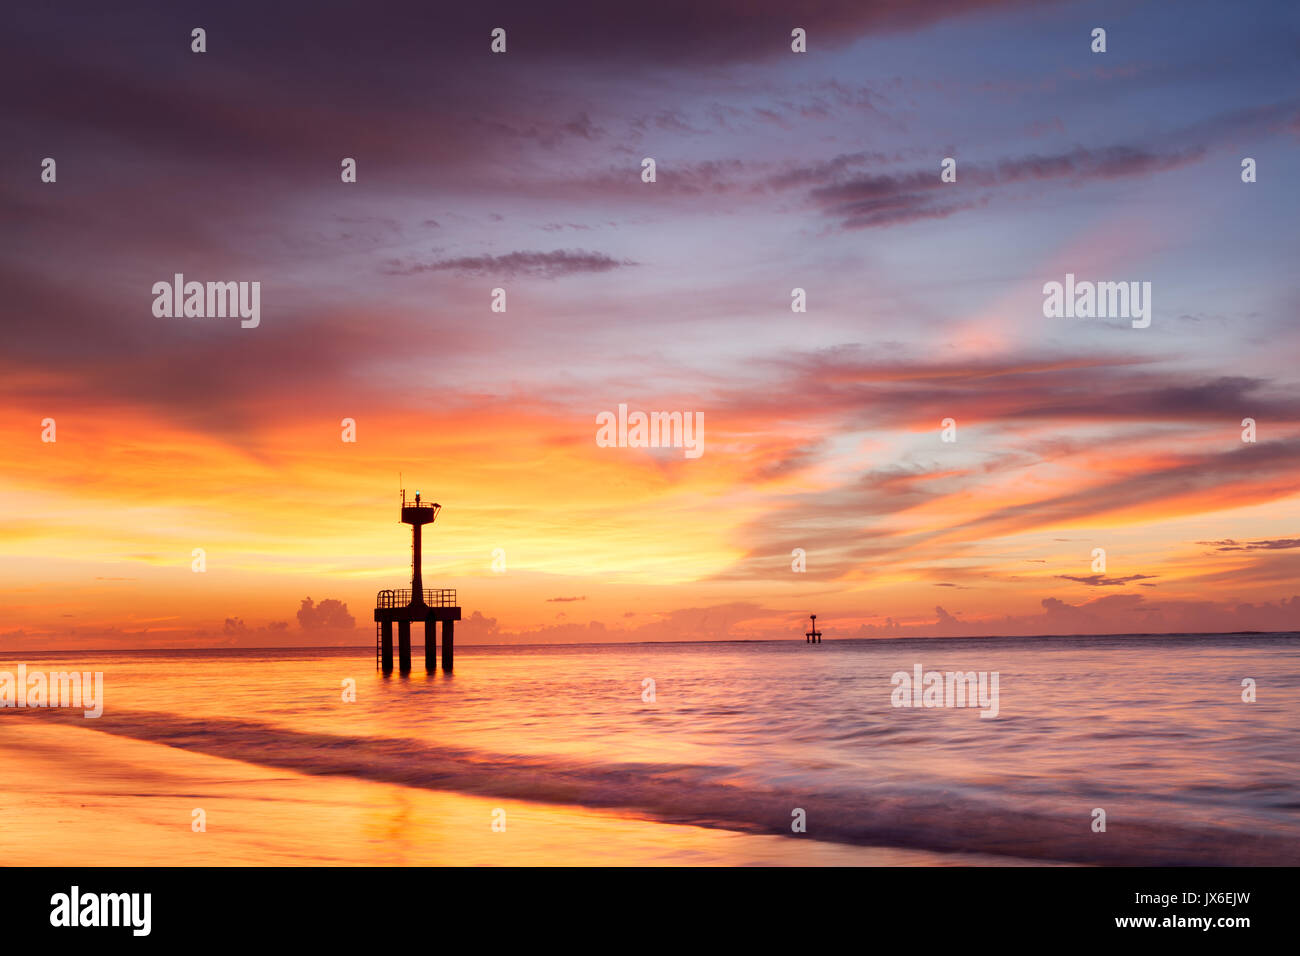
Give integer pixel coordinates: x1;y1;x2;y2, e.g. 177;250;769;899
0;721;1032;866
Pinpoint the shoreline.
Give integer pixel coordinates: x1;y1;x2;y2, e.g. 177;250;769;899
0;718;1040;866
14;703;1294;867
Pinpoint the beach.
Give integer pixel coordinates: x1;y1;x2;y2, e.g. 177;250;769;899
0;718;1026;866
2;635;1298;866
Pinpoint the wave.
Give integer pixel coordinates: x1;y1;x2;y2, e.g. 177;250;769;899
26;708;1300;866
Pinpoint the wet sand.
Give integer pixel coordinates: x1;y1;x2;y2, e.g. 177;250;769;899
0;719;1039;866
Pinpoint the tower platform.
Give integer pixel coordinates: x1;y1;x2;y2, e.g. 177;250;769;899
374;492;463;673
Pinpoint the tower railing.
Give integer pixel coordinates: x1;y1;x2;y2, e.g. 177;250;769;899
375;588;457;608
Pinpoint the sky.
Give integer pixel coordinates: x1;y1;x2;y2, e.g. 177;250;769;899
2;0;1299;649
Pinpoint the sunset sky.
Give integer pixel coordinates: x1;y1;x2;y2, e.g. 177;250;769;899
2;0;1298;648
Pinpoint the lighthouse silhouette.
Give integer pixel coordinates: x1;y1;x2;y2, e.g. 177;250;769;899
805;614;822;644
373;490;462;674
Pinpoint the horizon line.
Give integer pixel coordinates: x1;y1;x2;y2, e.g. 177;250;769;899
2;628;1297;656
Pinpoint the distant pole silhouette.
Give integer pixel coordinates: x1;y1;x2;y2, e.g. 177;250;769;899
805;614;822;644
374;490;462;674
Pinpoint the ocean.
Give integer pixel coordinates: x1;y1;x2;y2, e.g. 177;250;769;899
3;633;1298;866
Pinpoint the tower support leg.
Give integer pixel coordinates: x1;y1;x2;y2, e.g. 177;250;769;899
442;620;454;672
425;619;437;672
399;621;411;673
381;621;394;672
